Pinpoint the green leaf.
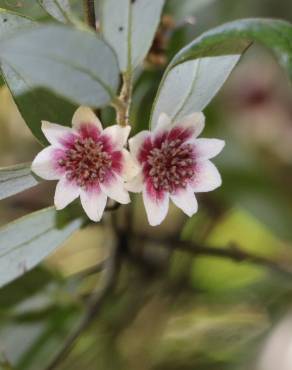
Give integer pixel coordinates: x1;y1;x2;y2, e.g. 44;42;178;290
99;0;165;72
150;55;240;127
2;62;77;144
0;10;77;144
0;267;58;311
0;8;32;37
151;18;292;128
0;24;120;107
0;163;39;201
169;18;292;72
0;207;82;288
38;0;71;23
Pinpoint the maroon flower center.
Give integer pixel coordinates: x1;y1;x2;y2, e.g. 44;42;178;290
58;137;112;188
146;138;195;193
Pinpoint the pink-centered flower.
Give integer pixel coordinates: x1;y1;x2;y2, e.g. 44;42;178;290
32;106;137;222
127;112;225;226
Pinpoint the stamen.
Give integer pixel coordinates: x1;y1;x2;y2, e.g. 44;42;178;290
58;136;114;189
146;137;195;193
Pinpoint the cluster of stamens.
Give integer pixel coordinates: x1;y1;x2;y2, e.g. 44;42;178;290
146;138;195;193
58;137;112;188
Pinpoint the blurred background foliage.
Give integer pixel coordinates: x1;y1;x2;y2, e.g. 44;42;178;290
1;0;292;370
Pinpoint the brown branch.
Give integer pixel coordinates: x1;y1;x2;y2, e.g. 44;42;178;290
83;0;96;30
131;234;292;279
45;244;121;370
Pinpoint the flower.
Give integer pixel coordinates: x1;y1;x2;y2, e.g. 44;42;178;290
126;112;225;226
32;106;137;221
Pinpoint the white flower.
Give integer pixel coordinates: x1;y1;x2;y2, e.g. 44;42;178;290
126;112;225;226
32;106;137;222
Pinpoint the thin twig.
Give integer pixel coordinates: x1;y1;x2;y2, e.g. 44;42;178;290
45;244;121;370
115;73;133;127
83;0;96;30
131;234;292;279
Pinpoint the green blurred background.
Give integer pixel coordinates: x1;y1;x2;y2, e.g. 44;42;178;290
1;0;292;369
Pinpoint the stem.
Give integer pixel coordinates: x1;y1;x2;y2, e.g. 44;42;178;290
131;234;292;279
83;0;96;30
113;72;133;127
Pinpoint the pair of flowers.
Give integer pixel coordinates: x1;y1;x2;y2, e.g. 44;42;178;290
32;107;224;226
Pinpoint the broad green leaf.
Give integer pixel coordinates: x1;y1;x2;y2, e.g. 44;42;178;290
0;163;39;201
0;207;82;288
0;8;32;37
0;267;56;309
151;18;292;128
169;18;292;73
99;0;165;72
2;63;77;144
0;10;77;144
0;24;120;108
38;0;71;23
150;55;240;126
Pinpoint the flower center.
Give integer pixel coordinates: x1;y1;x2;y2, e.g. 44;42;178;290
58;137;112;188
146;138;195;193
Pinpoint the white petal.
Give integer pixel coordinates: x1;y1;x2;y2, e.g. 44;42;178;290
142;186;169;226
31;146;61;180
54;177;80;210
125;172;144;193
72;106;102;131
154;112;172;133
170;187;198;217
129;130;150;162
122;149;140;181
103;124;131;149
173;112;205;138
42;121;73;146
100;175;130;204
192;160;222;192
194;138;225;160
80;189;107;222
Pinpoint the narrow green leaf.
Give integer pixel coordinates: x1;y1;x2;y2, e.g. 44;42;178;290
151;17;292;127
99;0;165;72
150;55;240;126
0;24;120;107
0;163;39;201
0;207;82;288
38;0;71;23
169;18;292;73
